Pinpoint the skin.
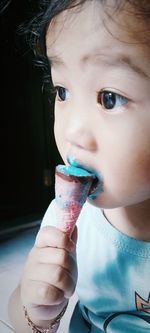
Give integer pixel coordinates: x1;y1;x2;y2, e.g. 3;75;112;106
9;226;78;333
8;2;150;333
46;1;150;240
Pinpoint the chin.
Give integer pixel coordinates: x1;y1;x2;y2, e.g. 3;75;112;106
87;196;124;210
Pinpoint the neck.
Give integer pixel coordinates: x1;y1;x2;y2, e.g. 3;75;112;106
104;199;150;242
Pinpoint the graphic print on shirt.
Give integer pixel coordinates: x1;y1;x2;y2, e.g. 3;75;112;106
135;291;150;313
103;292;150;332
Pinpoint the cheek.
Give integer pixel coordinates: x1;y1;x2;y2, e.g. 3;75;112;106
133;151;150;188
54;118;66;159
103;115;150;178
54;121;61;149
98;121;150;205
107;138;149;179
104;145;150;204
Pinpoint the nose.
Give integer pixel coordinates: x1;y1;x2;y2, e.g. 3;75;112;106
65;113;97;151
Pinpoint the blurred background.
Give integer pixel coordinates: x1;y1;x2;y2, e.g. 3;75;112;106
0;0;61;237
0;3;77;333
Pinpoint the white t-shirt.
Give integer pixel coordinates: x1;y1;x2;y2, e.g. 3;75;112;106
41;199;150;332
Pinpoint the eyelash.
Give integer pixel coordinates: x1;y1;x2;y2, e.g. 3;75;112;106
97;90;128;110
54;86;68;102
52;85;129;110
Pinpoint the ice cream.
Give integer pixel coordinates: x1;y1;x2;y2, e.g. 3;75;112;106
55;164;95;236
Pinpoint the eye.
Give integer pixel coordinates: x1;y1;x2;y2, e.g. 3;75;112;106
55;86;69;102
97;91;128;110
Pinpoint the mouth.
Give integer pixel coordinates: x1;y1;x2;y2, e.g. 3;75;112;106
88;175;103;200
67;155;103;199
89;176;99;194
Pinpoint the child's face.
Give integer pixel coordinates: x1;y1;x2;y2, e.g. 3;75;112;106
46;1;150;209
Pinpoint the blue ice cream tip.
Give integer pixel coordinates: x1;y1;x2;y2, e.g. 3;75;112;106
56;165;95;178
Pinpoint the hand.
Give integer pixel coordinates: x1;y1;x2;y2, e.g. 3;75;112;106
20;225;78;326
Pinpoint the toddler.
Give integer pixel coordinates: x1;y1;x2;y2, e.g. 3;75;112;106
9;1;150;332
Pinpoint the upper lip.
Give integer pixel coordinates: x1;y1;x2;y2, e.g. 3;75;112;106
67;155;98;177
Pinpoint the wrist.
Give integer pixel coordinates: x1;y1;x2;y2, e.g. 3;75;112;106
23;303;68;333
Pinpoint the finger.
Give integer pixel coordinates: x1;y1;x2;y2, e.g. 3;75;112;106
33;247;77;275
29;263;76;298
22;279;65;306
35;226;75;252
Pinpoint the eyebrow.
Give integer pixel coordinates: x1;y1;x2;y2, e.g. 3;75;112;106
48;51;149;79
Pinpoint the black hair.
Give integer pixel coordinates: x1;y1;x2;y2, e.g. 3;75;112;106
23;0;150;98
25;0;150;55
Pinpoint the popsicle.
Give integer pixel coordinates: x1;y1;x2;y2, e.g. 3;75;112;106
55;165;95;236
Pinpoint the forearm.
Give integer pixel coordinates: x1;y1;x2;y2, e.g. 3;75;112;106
8;286;60;333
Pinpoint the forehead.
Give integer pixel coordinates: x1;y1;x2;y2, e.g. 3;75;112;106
46;0;149;44
46;1;150;72
46;2;101;52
